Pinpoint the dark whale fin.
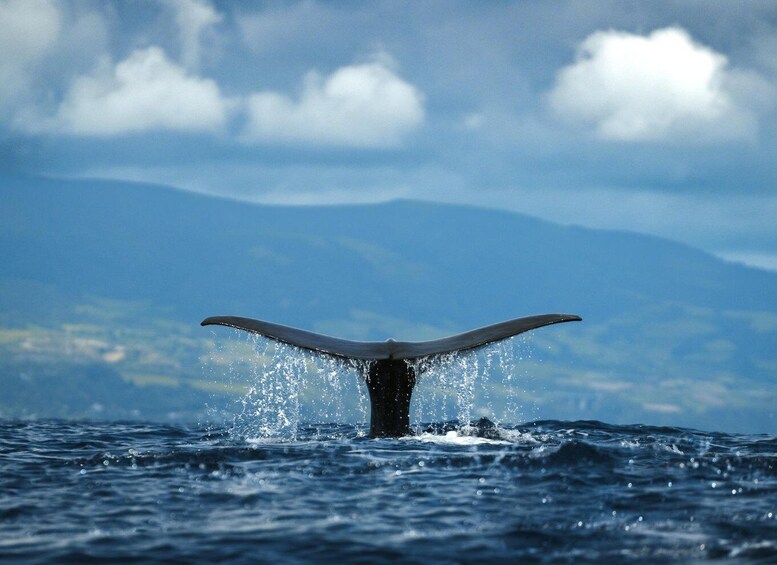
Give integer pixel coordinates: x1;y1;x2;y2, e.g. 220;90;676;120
201;314;581;361
201;313;582;437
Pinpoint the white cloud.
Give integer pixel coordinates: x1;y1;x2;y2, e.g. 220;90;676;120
164;0;222;69
462;113;485;130
243;58;425;147
549;27;772;142
717;252;777;273
0;0;60;105
45;47;227;136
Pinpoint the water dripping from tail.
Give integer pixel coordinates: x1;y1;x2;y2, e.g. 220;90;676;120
204;331;540;441
204;330;371;441
201;313;576;439
410;335;539;438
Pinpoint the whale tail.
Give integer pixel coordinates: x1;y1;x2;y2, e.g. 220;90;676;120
201;314;581;437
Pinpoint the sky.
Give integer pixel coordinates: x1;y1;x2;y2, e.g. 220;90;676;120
2;0;777;270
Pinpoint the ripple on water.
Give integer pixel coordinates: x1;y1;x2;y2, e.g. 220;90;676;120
0;419;775;562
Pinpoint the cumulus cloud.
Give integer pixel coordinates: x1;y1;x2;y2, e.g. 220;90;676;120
0;0;60;106
718;252;777;273
243;58;425;147
164;0;222;69
44;47;227;136
549;27;772;142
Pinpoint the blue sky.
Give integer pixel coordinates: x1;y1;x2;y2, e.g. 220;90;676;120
2;0;777;270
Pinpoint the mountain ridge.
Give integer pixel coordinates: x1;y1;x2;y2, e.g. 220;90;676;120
1;173;775;431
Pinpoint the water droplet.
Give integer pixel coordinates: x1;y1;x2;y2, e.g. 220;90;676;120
478;477;486;484
667;481;672;487
395;470;402;476
102;460;109;466
418;461;425;467
711;482;717;488
79;469;86;475
577;521;583;527
627;482;632;488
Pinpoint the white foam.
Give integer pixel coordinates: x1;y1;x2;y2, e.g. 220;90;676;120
403;430;511;446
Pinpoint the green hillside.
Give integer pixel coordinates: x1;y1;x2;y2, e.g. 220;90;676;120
1;174;775;431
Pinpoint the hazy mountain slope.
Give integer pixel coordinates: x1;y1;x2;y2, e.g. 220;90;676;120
1;174;775;431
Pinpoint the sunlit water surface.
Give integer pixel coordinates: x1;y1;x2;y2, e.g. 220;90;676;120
1;419;775;562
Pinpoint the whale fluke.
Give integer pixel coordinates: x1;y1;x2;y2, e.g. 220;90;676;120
201;314;581;437
201;314;581;361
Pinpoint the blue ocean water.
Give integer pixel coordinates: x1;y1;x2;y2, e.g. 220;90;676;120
1;419;775;563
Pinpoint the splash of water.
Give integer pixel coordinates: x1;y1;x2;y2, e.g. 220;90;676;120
410;335;537;433
205;330;538;439
408;351;480;433
204;330;370;440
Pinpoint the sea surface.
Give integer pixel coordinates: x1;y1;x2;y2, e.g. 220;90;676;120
1;419;775;563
